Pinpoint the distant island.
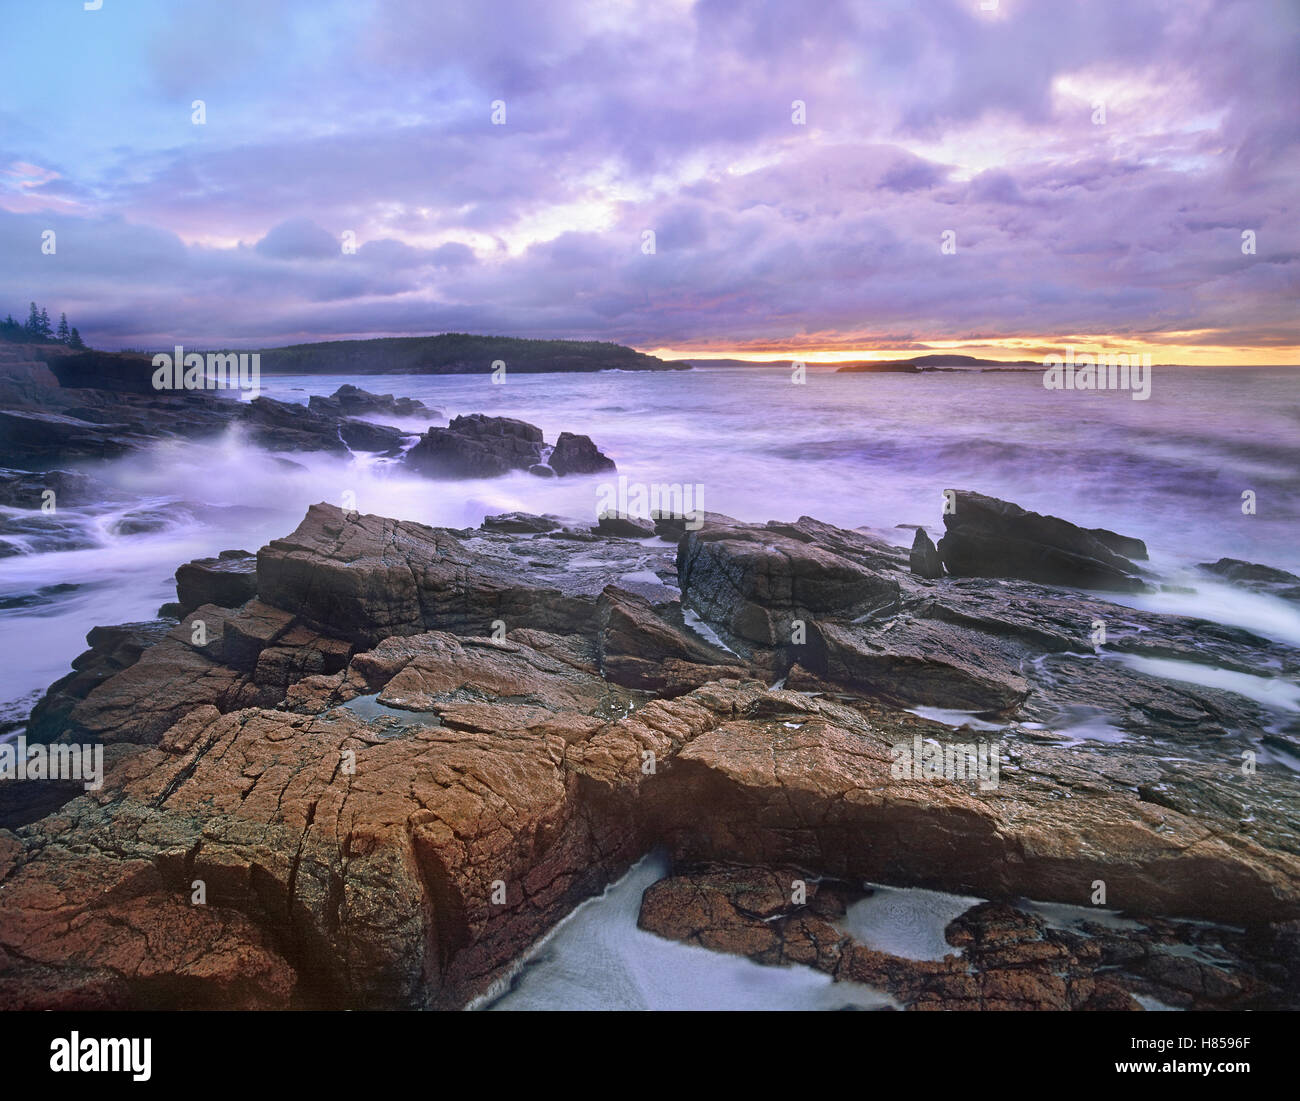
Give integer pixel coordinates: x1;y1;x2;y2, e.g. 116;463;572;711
836;354;1041;373
256;333;689;375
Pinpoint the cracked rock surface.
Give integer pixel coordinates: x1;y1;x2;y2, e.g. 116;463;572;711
2;497;1297;1009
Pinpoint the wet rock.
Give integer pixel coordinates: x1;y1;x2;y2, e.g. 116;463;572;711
256;503;597;647
909;528;944;578
9;498;1300;1013
937;490;1146;591
0;409;140;463
25;621;177;744
1199;557;1300;603
652;511;742;541
0;468;95;508
403;414;543;478
238;396;349;454
0;510;99;554
595;586;749;693
338;418;409;454
481;512;563;534
676;519;901;648
595;513;655;538
548;432;616;476
308;384;436;420
175;551;258;616
1089;526;1149;562
110;504;192;535
815;618;1030;711
644;682;1300;927
638;866;1295;1010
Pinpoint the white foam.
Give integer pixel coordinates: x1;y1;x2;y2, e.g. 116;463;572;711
482;852;895;1011
619;568;666;586
836;884;984;962
1133;994;1183;1012
1115;653;1300;710
682;608;739;656
907;706;1004;732
1017;898;1146;932
1111;576;1300;648
1050;705;1130;746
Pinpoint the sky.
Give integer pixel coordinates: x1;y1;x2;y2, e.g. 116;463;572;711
1;0;1297;364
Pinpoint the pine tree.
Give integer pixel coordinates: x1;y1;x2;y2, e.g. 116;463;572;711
56;312;70;343
37;307;52;339
25;302;40;336
68;327;86;350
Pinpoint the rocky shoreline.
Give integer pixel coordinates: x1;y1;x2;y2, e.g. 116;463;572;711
1;466;1297;1009
0;345;617;481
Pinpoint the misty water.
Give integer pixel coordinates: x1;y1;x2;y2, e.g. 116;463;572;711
3;363;1299;733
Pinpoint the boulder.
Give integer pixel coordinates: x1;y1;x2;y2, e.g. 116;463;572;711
175;551;258;616
937;490;1146;591
0;468;95;509
1199;558;1300;604
25;620;176;744
814;619;1030;712
0;409;139;462
256;503;596;646
595;513;655;538
595;586;749;693
481;512;563;534
338;418;409;454
308;384;436;419
909;527;944;578
548;432;616;476
676;520;901;648
238;396;349;453
403;414;543;478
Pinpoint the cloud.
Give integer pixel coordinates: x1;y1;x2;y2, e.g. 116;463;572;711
254;218;341;260
0;0;1293;358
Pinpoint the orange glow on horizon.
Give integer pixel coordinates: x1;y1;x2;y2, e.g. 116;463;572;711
643;337;1300;367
